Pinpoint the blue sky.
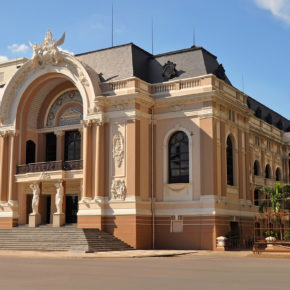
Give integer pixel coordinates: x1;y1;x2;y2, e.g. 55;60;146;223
0;0;289;119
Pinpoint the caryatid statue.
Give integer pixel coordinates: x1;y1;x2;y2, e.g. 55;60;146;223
55;182;64;214
30;183;40;215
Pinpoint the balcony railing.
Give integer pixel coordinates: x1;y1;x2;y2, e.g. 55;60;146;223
16;160;83;174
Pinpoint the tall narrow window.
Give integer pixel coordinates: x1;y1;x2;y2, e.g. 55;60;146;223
254;160;260;176
226;136;234;185
46;133;56;162
254;189;260;206
65;130;81;161
276;167;282;181
26;140;36;164
265;164;271;179
168;131;189;184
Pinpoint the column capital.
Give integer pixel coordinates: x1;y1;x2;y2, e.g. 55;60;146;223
91;118;103;126
81;119;92;127
54;128;65;137
0;129;19;137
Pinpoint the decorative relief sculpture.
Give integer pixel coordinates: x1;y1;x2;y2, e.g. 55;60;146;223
30;183;40;215
112;132;124;168
169;104;184;112
55;182;64;214
111;179;126;200
162;61;177;80
46;90;82;127
113;103;129;111
29;30;65;68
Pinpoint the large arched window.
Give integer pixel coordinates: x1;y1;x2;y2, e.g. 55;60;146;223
254;160;260;176
65;130;81;161
26;140;36;164
276;167;282;181
265;164;272;179
168;131;189;184
226;136;234;185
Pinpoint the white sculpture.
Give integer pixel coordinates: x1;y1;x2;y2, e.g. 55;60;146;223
55;182;64;214
29;30;65;68
30;183;40;215
112;132;124;168
111;179;126;200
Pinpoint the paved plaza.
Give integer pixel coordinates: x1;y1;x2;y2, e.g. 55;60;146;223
0;251;289;290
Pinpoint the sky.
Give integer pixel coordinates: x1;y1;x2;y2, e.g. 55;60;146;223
0;0;289;119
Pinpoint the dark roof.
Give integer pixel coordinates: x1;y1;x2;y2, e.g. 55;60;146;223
76;43;231;84
247;96;290;132
76;43;289;131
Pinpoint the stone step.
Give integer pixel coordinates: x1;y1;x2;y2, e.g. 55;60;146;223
0;225;133;252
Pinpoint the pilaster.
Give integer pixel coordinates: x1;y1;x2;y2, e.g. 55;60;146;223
81;120;92;199
54;129;65;161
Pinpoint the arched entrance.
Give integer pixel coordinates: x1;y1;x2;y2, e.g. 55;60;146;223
0;33;102;228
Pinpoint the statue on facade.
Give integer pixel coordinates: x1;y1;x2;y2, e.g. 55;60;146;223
29;30;65;68
30;183;40;215
55;182;64;214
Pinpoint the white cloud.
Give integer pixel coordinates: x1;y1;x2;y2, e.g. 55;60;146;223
8;43;29;53
0;56;8;62
254;0;290;25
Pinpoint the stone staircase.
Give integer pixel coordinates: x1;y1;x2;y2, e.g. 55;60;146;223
0;225;133;252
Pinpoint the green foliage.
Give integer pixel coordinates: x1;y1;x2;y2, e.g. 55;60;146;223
284;230;290;241
258;183;290;214
263;230;279;239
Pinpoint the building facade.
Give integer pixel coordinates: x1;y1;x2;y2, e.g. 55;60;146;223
0;31;289;250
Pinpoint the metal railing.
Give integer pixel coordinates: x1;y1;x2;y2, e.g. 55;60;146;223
16;160;83;174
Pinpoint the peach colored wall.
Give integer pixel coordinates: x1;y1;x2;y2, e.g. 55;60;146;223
126;120;140;196
139;118;150;201
155;216;215;250
200;118;214;195
155;117;200;201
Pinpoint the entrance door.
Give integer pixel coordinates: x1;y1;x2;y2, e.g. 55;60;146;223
26;194;33;224
65;195;78;224
40;195;52;224
45;195;51;224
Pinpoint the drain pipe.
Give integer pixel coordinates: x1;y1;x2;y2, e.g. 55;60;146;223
151;106;155;249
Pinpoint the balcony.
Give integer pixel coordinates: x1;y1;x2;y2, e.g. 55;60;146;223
16;160;83;174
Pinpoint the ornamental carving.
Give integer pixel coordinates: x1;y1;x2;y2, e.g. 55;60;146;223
113;103;129;111
111;179;126;200
169;104;184;112
29;30;65;68
162;61;177;80
112;132;124;168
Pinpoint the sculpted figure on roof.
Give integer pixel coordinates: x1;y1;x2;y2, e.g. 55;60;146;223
29;30;65;68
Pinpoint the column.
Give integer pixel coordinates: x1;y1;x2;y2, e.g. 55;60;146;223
0;132;9;202
93;121;105;198
82;120;92;199
8;131;19;202
220;122;227;197
245;132;251;201
54;129;64;161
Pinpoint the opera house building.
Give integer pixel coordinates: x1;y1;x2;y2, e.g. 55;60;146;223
0;31;289;250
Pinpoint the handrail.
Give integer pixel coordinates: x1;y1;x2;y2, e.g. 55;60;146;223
16;160;83;174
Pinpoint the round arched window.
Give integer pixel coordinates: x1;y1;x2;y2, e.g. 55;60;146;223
168;131;189;184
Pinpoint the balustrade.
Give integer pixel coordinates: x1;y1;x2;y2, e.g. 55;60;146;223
16;160;83;174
